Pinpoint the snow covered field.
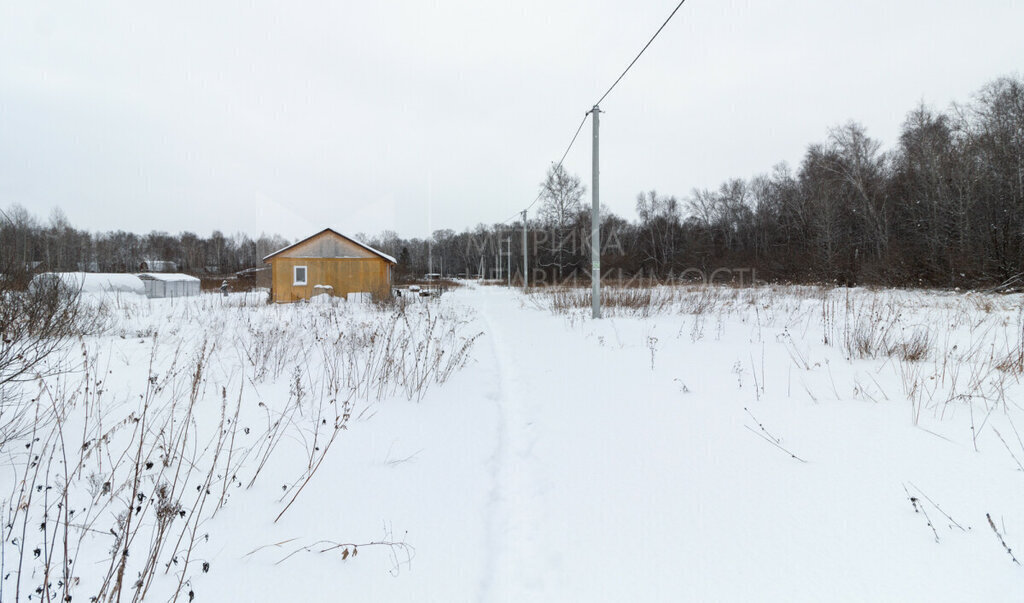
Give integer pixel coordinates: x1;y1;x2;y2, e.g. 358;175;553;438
3;283;1024;601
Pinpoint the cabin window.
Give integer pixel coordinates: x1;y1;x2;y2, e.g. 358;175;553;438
293;265;307;286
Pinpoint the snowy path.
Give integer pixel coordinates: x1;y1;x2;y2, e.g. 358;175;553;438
475;292;513;600
472;287;708;600
475;287;551;599
471;286;726;600
476;287;570;599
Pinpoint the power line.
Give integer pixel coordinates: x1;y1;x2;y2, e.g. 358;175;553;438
524;113;589;213
595;0;687;106
501;0;688;225
499;112;589;225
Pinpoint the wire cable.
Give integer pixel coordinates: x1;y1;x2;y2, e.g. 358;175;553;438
499;112;589;224
524;113;589;213
595;0;687;106
502;0;688;225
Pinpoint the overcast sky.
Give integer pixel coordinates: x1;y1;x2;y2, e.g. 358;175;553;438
1;1;1022;241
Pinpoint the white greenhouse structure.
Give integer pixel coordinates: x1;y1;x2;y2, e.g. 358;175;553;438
137;273;201;298
32;272;147;295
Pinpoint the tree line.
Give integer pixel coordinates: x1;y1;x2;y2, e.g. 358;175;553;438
3;75;1022;290
369;75;1024;289
0;206;289;285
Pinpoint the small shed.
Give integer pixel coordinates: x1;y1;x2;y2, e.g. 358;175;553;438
263;229;396;303
137;273;201;298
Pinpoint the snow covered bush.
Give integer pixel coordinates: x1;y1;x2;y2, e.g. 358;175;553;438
0;276;110;450
0;292;478;602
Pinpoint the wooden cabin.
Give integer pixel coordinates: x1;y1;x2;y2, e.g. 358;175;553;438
263;229;396;303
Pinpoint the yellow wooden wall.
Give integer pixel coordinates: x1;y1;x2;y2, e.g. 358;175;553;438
269;257;391;303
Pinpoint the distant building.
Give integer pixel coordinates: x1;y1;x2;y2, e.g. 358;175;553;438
263;228;396;303
139;259;178;272
137;273;201;298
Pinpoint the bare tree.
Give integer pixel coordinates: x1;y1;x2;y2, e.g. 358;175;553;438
537;163;585;280
636;190;682;275
826;121;891;263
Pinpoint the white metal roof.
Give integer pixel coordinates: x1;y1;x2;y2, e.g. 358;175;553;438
34;272;146;294
137;272;201;282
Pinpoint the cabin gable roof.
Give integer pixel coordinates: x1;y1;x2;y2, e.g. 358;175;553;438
263;229;397;264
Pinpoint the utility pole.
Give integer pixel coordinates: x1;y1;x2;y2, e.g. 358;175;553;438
521;209;528;288
506;237;511;287
589;105;602;319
